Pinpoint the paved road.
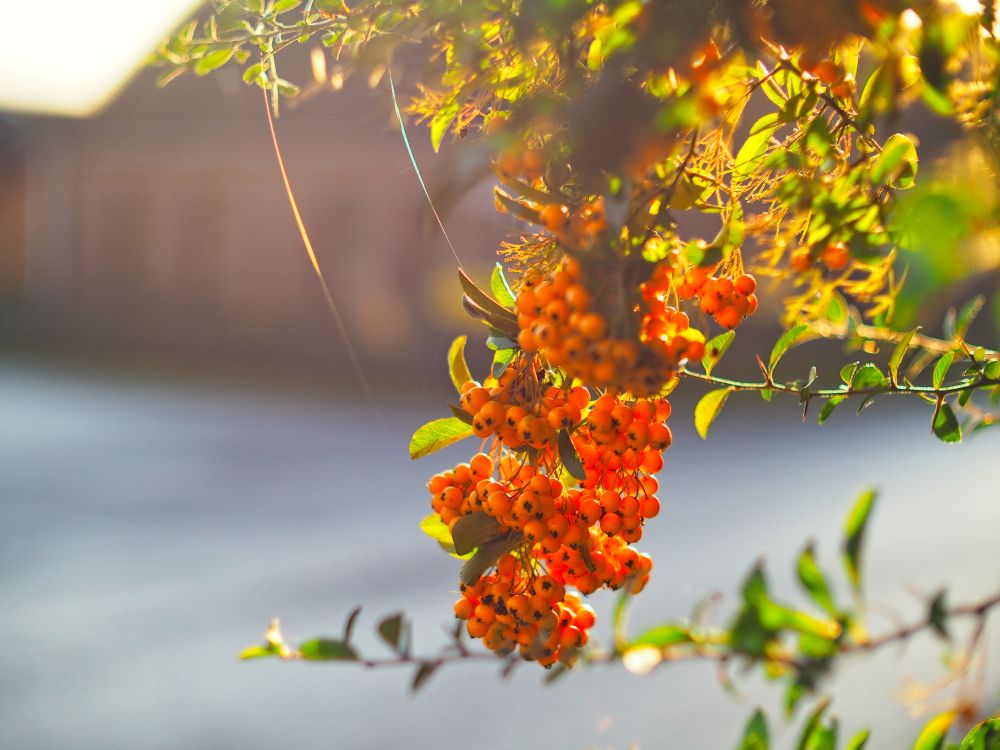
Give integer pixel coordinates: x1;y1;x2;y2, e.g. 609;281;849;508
1;360;998;749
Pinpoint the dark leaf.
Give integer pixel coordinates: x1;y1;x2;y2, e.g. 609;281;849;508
411;661;440;693
451;512;503;556
377;613;406;652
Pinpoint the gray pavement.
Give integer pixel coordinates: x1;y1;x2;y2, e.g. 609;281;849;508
1;360;998;749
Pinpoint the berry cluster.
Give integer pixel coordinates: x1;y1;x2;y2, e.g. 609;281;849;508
675;266;759;329
458;368;588;449
454;566;596;666
791;241;851;274
427;387;671;664
515;258;700;396
538;198;608;251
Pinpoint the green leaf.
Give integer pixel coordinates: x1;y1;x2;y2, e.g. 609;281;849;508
871;133;918;189
737;709;770;750
733;113;782;187
299;638;358;661
914;712;957;750
492;347;515;379
959;718;1000;749
271;0;302;12
430;98;460;152
889;329;919;384
409;418;473;459
377;613;406;652
818;396;846;425
933;353;956;389
239;644;277;660
447;336;473;393
802;721;838;750
797;543;838;617
695;388;732;439
843;488;878;593
955;295;985;339
459;532;522;585
451;511;503;556
194;46;236;76
631;624;693;649
490;263;517;309
845;730;871;750
840;362;860;385
850;364;886;391
796;700;831;750
769;325;810;375
932;402;962;443
242;62;267;86
703;331;736;376
458;269;519;333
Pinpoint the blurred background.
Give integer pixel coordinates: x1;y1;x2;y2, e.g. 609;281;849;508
1;3;998;749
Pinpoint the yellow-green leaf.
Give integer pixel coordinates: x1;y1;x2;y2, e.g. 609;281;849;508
769;325;809;375
695;388;732;439
448;336;472;392
702;330;735;376
409;418;473;459
913;711;957;750
889;328;919;384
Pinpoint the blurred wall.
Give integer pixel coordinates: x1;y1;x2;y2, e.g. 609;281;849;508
0;55;505;382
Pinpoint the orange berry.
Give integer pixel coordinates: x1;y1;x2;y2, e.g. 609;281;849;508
576;312;606;340
540;203;568;233
600;512;623;534
639;494;661;518
716;305;741;329
454;598;475;620
735;273;757;295
470;453;493;478
821;241;850;271
791;247;813;273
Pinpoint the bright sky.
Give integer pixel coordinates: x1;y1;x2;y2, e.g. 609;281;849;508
0;0;204;117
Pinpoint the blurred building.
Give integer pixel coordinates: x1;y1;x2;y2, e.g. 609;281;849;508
0;53;505;380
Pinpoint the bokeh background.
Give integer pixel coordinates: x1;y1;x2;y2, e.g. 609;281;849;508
1;4;998;749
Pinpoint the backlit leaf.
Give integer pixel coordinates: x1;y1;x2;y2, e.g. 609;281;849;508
913;712;957;750
889;328;919;384
409;418;473;459
695;388;732;439
769;325;810;375
490;263;517;309
447;336;473;392
933;352;955;389
703;331;736;376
